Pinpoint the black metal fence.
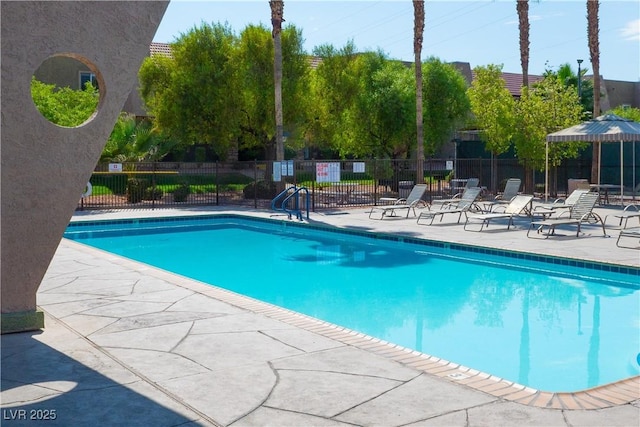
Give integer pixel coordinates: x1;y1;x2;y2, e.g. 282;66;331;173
77;159;590;211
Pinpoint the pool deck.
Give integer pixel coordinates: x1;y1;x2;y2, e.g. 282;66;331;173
2;204;639;426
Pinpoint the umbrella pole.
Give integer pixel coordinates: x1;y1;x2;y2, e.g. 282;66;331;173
598;142;601;187
620;140;624;206
545;141;549;203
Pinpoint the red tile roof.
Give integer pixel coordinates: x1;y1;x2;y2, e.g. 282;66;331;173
471;70;545;98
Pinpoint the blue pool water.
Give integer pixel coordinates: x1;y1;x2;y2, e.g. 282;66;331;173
64;215;640;392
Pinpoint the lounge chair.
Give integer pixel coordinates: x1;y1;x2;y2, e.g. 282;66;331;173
464;194;534;231
446;177;479;198
616;227;640;249
369;184;428;219
527;192;607;238
482;178;521;212
604;204;640;229
431;185;481;210
417;188;481;225
532;189;590;218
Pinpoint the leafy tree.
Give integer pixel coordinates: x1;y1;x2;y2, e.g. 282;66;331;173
513;75;584;192
349;52;415;159
608;106;640;122
467;64;516;190
138;54;174;117
422;57;470;156
139;22;241;160
306;42;361;156
30;77;98;127
234;24;309;160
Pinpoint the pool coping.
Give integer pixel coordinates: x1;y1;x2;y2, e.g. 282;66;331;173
66;213;640;278
64;213;640;410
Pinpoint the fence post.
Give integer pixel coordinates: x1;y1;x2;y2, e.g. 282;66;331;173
372;159;377;205
215;161;219;205
254;160;258;209
151;161;156;210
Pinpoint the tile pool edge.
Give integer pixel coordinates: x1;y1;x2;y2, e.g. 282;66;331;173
67;213;640;278
57;233;640;410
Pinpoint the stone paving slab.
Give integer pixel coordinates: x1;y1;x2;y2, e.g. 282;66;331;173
2;207;639;426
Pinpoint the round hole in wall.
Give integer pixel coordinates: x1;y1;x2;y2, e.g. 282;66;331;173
30;54;103;128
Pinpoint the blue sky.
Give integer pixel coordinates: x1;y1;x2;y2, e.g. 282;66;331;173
153;1;640;82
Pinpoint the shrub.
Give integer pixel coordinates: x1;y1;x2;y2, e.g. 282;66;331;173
143;186;164;201
243;180;277;200
126;178;148;203
172;182;191;202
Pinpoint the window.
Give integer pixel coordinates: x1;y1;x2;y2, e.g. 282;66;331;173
79;71;97;90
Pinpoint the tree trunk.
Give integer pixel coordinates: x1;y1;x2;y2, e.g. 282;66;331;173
517;0;530;88
587;0;600;184
413;1;425;185
270;1;285;162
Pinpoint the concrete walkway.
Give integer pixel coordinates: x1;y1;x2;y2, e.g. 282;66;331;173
1;205;639;426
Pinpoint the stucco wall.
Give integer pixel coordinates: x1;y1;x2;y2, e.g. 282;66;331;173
1;1;168;333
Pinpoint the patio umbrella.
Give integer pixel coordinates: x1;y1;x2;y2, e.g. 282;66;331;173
545;114;640;203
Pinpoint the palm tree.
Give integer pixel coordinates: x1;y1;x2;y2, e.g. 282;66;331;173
413;0;425;185
587;0;601;183
270;0;285;162
517;0;530;88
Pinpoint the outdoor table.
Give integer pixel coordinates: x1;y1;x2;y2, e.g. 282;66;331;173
590;184;619;205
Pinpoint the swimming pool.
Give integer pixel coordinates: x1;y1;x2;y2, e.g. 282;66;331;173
64;214;640;393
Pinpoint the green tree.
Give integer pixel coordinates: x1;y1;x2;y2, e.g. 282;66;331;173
467;64;515;191
30;77;99;127
513;75;584;193
349;52;415;159
234;24;309;160
608;106;640;122
138;22;240;160
422;57;470;156
306;42;361;156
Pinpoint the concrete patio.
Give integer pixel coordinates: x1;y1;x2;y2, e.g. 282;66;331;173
1;204;638;426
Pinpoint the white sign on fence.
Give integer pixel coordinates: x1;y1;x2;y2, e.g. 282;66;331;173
273;161;282;182
316;162;340;183
108;163;123;173
353;162;365;173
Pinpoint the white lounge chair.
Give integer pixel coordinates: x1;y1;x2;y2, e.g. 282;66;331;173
527;192;607;238
464;194;533;231
604;204;640;229
482;178;521;212
431;185;481;210
533;189;590;217
417;188;482;225
616;227;640;249
369;184;428;219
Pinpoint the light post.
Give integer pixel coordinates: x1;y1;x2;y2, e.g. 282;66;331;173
577;59;583;101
